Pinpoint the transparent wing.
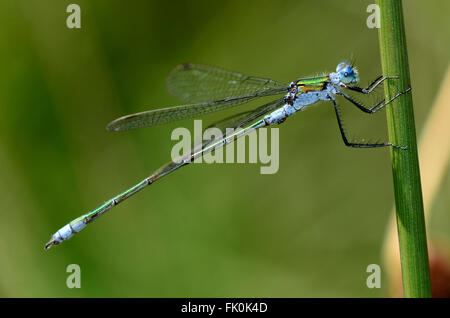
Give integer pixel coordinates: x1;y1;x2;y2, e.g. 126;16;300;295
190;99;285;162
106;88;285;131
151;99;285;181
166;63;288;103
206;99;285;132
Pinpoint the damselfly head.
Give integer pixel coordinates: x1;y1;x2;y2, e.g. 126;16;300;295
336;62;359;85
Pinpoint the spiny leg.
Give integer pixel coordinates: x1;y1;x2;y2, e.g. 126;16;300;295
329;95;407;149
345;75;398;94
338;87;411;114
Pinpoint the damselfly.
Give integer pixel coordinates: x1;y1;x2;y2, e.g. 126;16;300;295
45;62;410;249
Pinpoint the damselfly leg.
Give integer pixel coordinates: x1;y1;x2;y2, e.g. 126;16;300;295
329;93;408;149
340;75;411;114
345;75;398;94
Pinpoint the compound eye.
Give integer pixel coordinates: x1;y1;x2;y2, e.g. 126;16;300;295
344;72;348;77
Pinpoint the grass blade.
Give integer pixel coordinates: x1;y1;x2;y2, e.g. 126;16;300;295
376;0;432;297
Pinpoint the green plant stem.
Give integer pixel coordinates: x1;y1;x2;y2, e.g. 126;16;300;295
376;0;431;297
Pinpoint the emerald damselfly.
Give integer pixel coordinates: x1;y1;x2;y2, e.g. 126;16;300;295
45;62;410;249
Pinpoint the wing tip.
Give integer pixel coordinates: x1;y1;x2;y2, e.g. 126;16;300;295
180;63;192;70
106;119;124;132
169;63;193;75
106;112;143;132
105;124;115;131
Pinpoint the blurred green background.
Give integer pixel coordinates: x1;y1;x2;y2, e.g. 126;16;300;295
0;0;448;297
